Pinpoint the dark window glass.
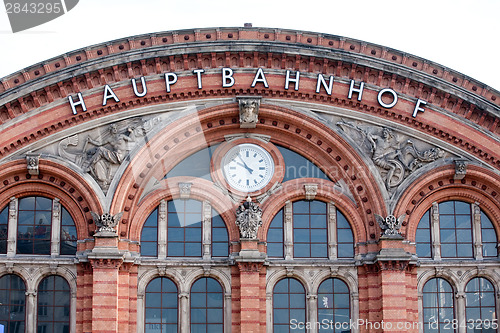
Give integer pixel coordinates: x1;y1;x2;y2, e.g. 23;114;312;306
17;196;52;255
318;278;350;331
416;211;432;258
293;200;327;258
422;278;455;333
145;277;178;332
439;201;473;258
481;213;498;258
212;211;229;257
465;277;496;332
60;208;77;255
165;145;219;181
0;274;26;333
0;206;8;254
267;209;284;258
277;145;330;182
37;275;70;333
337;210;354;258
273;278;306;332
141;208;158;257
168;200;202;257
190;277;223;332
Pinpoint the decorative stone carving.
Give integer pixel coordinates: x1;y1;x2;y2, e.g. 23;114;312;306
454;159;468;179
375;214;406;237
25;153;39;175
91;212;123;236
57;117;161;190
235;196;263;239
179;182;192;199
237;96;261;128
337;120;445;189
304;183;318;201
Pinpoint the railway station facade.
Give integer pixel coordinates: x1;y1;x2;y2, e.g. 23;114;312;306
0;26;499;332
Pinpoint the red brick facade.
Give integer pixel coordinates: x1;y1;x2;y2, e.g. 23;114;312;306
0;26;498;332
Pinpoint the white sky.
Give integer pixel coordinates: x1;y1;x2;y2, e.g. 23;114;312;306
0;0;499;91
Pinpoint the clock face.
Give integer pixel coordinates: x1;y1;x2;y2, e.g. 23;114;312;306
222;143;275;192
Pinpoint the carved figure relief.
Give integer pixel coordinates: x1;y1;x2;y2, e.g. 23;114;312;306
57;117;160;190
375;214;406;237
337;120;445;190
235;196;263;239
91;212;123;236
237;96;261;128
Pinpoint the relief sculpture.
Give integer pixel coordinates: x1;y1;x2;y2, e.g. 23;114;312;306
337;119;445;190
58;117;160;190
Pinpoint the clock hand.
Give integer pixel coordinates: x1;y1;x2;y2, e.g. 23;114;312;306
236;156;254;174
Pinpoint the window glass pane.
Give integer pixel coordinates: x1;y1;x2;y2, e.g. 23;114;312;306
337;210;354;259
267;209;284;258
0;275;26;333
423;278;454;333
145;277;178;331
318;278;350;331
278;145;330;182
0;207;8;254
481;212;498;258
273;278;306;333
465;278;496;326
141;208;158;257
191;278;223;332
165;145;219;181
37;276;71;332
17;196;52;255
438;201;454;214
167;200;203;257
60;208;77;255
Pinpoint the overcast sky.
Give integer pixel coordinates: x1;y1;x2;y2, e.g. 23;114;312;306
0;0;499;91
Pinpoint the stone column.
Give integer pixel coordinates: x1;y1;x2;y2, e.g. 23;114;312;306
202;201;212;260
283;201;293;260
431;202;441;260
157;200;167;259
455;291;466;333
50;198;61;256
307;293;318;333
7;197;17;257
471;203;483;260
25;289;36;333
327;202;337;260
179;292;189;333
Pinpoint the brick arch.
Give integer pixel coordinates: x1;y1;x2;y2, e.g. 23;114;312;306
129;177;237;241
0;159;103;240
395;163;500;241
112;103;385;240
259;178;366;244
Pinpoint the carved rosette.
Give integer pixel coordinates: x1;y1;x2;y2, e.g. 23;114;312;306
237;96;261;128
235;196;263;239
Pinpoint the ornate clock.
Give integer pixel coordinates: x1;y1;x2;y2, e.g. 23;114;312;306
221;143;275;193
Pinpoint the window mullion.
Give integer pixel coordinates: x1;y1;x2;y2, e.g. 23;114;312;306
202;201;211;260
431;202;441;260
158;199;167;259
327;202;337;260
284;201;293;260
7;197;17;257
472;202;483;260
51;198;61;257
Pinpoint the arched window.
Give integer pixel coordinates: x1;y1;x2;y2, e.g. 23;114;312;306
422;278;455;332
212;211;229;257
415;201;497;259
481;213;498;258
141;208;158;257
267;208;284;258
294;200;327;258
140;200;229;258
0;274;26;332
60;208;77;255
273;278;306;332
144;277;178;332
416;211;432;258
318;278;350;329
17;196;52;254
0;206;7;254
37;275;70;333
465;277;496;330
266;201;354;259
190;277;224;332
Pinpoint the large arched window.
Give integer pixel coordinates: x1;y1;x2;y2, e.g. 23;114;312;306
318;278;350;329
190;277;224;332
416;201;497;259
465;277;496;331
140;200;229;258
273;278;306;332
37;275;71;333
266;201;354;259
422;278;455;332
144;277;178;332
0;274;26;332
